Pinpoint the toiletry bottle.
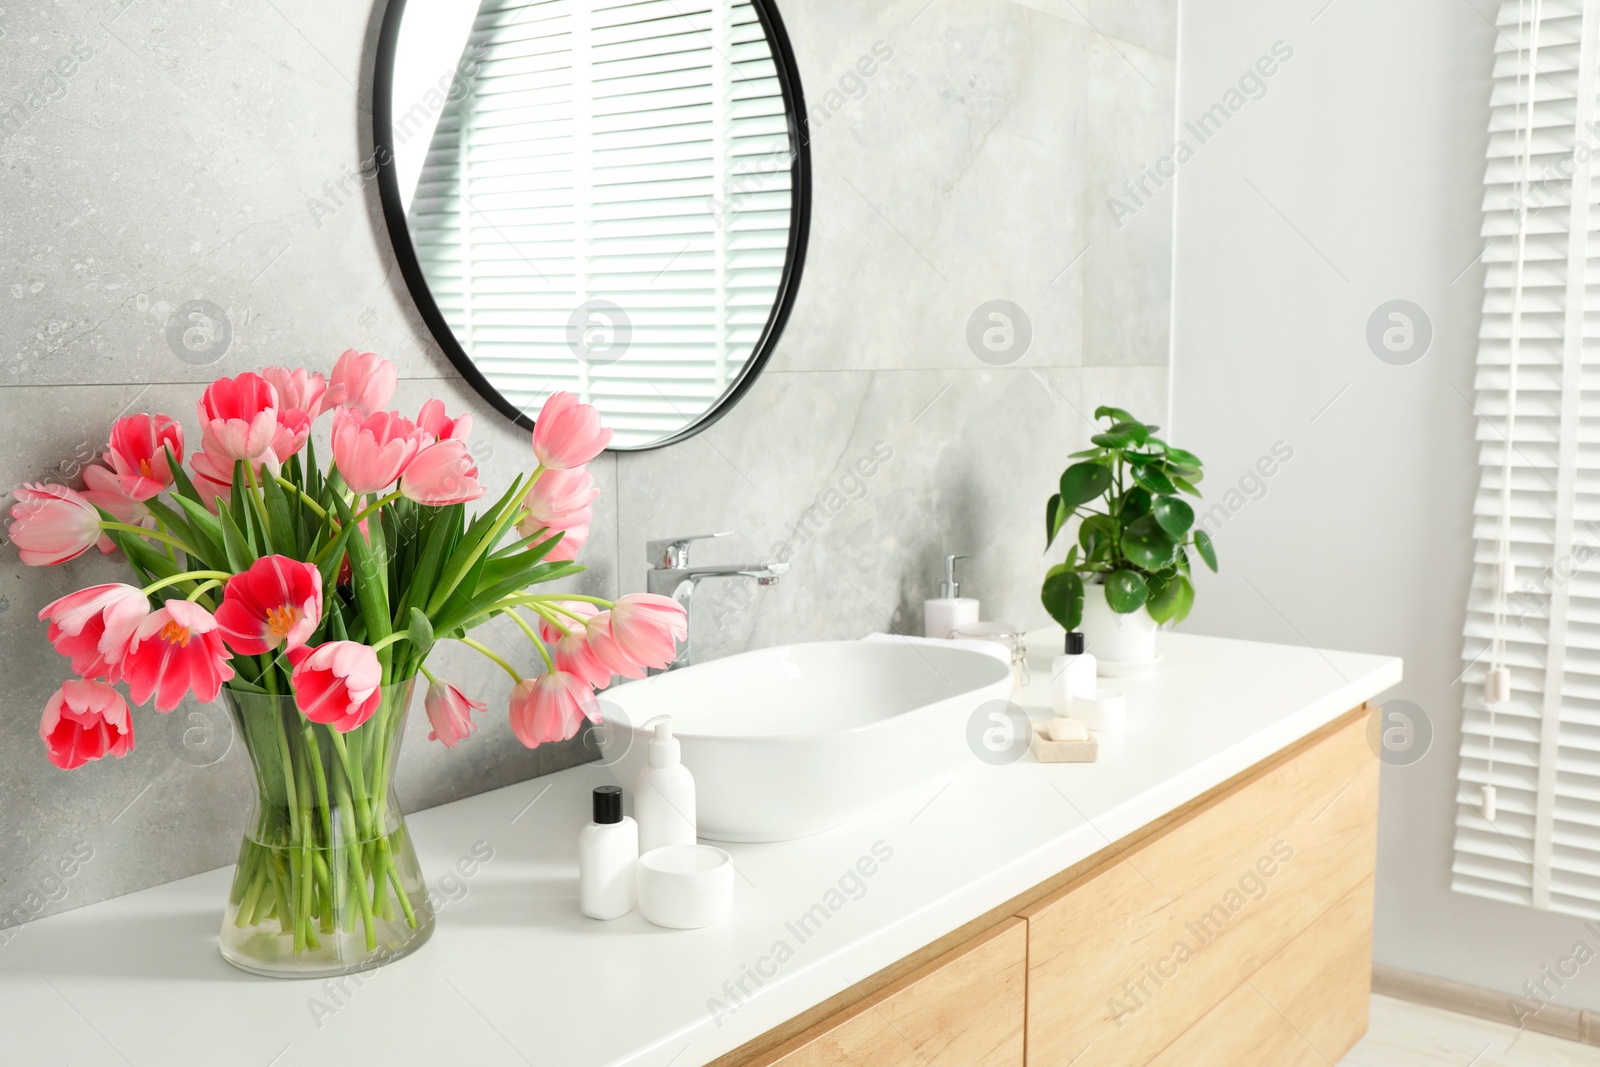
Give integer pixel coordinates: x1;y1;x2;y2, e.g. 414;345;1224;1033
635;717;697;854
1050;632;1096;717
579;785;638;920
924;554;980;639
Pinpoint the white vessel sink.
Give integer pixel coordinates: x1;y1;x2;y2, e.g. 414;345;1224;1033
598;640;1014;842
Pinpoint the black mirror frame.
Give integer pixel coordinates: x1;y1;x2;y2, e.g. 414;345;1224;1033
372;0;812;452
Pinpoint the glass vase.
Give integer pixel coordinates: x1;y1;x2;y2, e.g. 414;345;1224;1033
218;678;434;977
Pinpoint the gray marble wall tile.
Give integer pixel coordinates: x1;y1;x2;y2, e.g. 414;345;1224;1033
0;0;1178;923
769;0;1111;373
616;365;1101;662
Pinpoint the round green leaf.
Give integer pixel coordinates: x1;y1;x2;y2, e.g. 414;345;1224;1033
1041;565;1085;631
1122;513;1177;570
1193;528;1218;572
1059;461;1112;511
1120;487;1152;522
1165;446;1202;468
1108;421;1149;446
1079;513;1114;555
1147;574;1194;624
1045;493;1066;550
1130;464;1176;496
1171;474;1202;497
1094;405;1137;424
1152;496;1194;538
1104;570;1150;613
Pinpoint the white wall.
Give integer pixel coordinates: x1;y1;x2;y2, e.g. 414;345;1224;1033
1172;0;1600;1008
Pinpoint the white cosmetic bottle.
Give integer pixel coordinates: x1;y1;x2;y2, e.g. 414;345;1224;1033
579;785;638;920
635;717;697;854
1050;632;1096;716
924;554;980;639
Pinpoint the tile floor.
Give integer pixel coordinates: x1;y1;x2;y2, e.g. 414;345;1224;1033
1343;995;1600;1066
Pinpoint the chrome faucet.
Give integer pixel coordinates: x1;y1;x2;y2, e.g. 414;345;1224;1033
645;533;788;671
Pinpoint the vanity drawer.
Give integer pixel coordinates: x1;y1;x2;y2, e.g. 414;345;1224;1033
748;917;1027;1067
1022;709;1378;1066
1148;874;1374;1066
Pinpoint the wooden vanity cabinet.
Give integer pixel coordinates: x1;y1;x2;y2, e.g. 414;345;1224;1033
718;706;1378;1067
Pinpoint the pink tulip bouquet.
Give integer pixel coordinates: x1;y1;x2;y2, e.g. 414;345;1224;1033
9;350;686;976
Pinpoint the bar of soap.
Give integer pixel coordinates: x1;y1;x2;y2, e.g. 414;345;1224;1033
1031;723;1098;763
1046;718;1089;742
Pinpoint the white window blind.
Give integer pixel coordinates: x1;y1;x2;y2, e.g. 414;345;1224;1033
1453;0;1600;916
407;0;794;448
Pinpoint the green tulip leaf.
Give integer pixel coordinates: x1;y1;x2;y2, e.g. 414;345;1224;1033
1104;570;1150;614
1152;496;1195;538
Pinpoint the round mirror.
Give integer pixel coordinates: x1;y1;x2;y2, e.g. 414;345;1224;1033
375;0;810;450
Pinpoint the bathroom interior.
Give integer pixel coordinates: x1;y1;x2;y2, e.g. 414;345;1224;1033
0;0;1584;1063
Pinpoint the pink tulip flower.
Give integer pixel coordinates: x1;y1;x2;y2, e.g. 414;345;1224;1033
188;451;235;512
38;583;150;682
215;555;324;656
81;465;152;555
8;483;102;566
40;679;134;770
541;523;589;563
291;640;383;732
104;414;183;500
541;605;612;691
189;450;280;514
518;467;597;540
400;439;485;505
331;409;427;495
271;407;313;463
327;349;398;417
122;600;236;712
424;680;484;747
261;366;329;420
587;594;686;678
416;398;473;442
197;372;279;462
531;392;611;469
508;671;599;748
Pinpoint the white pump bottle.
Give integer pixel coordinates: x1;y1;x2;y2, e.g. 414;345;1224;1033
635;716;697;854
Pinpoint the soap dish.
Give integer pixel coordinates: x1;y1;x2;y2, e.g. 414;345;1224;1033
1031;723;1098;763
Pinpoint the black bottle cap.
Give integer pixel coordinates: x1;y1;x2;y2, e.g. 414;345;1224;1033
1064;632;1086;655
593;785;623;825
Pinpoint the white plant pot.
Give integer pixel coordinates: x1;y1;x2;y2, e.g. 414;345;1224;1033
1079;587;1158;666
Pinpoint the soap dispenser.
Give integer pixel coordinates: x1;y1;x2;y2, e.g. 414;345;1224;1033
924;554;980;639
635;717;697;854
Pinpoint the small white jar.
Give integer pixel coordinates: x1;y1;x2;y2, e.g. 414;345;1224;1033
637;845;735;929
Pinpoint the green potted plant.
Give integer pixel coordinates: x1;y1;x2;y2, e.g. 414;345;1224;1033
1039;406;1217;667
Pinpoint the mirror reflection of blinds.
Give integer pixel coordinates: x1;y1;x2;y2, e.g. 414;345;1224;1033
407;0;793;448
1452;0;1600;917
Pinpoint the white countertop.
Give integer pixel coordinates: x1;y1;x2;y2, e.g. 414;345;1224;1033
0;630;1401;1067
